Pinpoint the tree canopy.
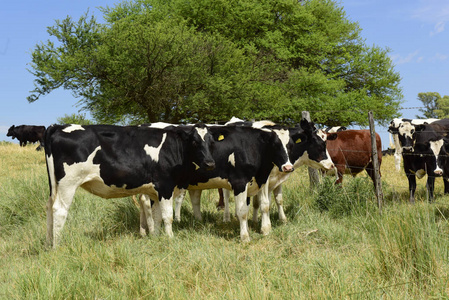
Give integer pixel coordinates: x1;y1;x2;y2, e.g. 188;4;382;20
417;92;449;119
28;0;403;126
57;113;94;125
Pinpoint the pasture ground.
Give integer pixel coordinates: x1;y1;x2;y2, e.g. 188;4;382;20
1;142;449;299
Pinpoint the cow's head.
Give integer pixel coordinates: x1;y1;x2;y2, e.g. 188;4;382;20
387;118;416;152
179;124;216;171
288;119;335;171
397;121;419;151
6;125;15;138
268;128;295;173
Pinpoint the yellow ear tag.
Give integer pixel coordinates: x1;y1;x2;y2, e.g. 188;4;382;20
295;138;302;144
218;135;224;141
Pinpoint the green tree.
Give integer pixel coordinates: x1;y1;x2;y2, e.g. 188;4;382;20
28;0;403;126
417;92;441;118
57;113;94;125
436;95;449;118
417;92;449;119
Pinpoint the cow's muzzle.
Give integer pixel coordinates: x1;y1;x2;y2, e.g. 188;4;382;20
205;161;216;171
282;164;294;173
402;146;413;152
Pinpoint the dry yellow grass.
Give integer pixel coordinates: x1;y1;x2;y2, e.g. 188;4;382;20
0;143;46;179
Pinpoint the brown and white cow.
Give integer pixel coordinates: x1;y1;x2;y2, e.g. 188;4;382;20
325;129;382;186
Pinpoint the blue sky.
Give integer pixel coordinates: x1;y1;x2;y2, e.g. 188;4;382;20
1;0;449;149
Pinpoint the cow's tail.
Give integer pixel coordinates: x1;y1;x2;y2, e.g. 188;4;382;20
44;125;58;197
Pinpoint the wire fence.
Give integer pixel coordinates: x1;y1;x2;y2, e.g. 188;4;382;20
297;107;449;205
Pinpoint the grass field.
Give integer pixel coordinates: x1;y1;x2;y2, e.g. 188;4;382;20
1;142;449;299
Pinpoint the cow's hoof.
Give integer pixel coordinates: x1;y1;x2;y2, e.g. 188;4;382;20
261;225;271;236
240;234;250;243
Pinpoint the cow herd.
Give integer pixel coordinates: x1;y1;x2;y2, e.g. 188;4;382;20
6;117;449;248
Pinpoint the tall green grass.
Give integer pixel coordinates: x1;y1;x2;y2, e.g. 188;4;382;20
1;143;449;298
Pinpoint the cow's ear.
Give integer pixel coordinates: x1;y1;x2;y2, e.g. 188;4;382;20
213;130;227;142
300;118;313;133
388;126;397;133
291;132;306;144
327;133;338;140
443;137;449;148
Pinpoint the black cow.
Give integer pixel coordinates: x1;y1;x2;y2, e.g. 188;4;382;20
381;148;395;156
45;123;215;248
162;124;296;242
7;125;45;150
400;123;449;203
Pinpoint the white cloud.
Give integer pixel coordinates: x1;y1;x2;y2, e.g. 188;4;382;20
431;52;449;61
390;50;421;65
431;21;446;36
412;0;449;35
391;50;448;65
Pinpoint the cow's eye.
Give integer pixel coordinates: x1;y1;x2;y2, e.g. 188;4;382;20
411;129;415;134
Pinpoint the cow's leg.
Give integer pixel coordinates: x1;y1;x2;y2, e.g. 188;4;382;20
174;189;186;222
223;188;231;222
234;186;250;242
139;194;154;236
159;197;174;237
151;199;162;235
49;186;77;248
273;185;287;223
252;194;260;223
407;174;417;203
189;190;203;221
365;162;376;186
334;166;344;184
217;188;225;210
258;184;272;236
444;178;449;194
426;175;436;203
46;196;54;247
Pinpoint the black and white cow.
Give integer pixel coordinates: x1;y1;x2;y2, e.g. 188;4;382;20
388;118;439;170
7;125;46;150
45;123;216;247
399;122;449;202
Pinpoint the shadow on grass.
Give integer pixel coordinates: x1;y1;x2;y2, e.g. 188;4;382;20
83;197;259;242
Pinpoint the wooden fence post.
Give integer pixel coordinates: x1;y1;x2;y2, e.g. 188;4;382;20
302;111;320;189
368;111;383;213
